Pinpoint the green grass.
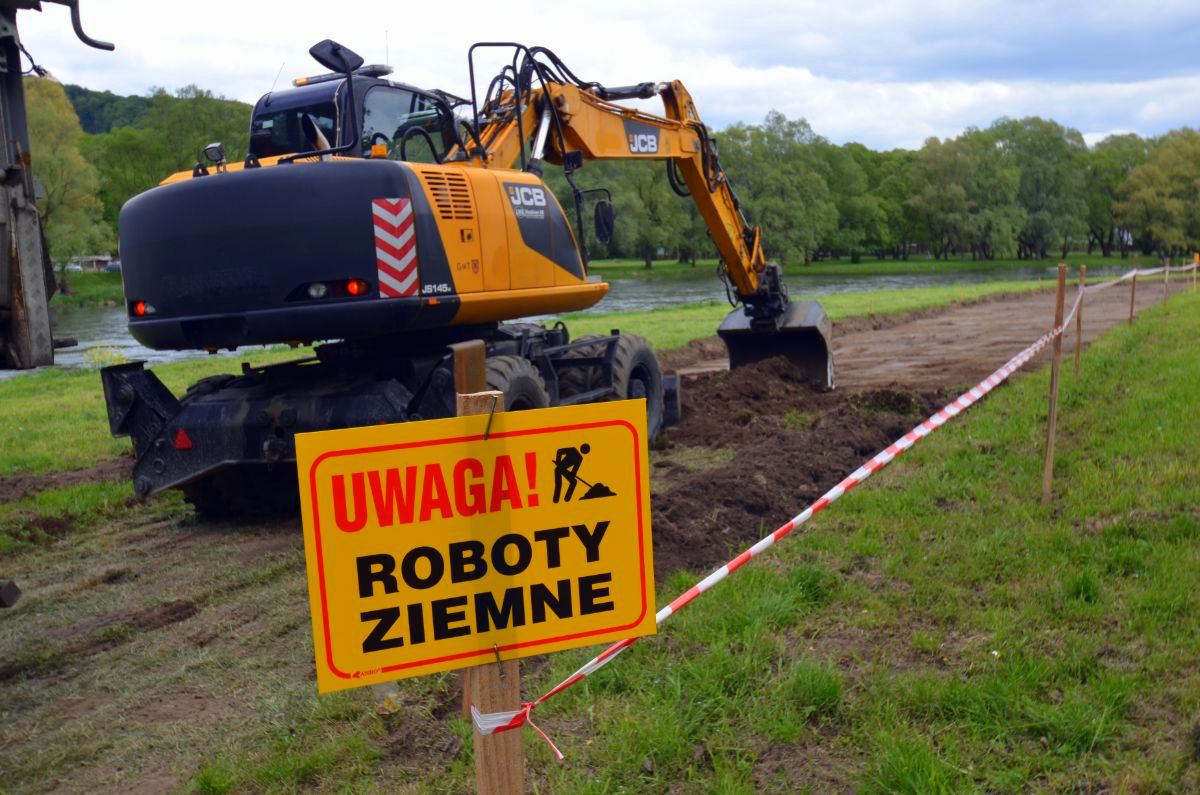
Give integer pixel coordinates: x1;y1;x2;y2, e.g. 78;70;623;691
527;288;1200;790
561;279;1053;351
3;287;1198;790
52;271;125;307
0;347;297;477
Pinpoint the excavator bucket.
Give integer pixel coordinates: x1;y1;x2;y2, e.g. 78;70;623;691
718;300;834;389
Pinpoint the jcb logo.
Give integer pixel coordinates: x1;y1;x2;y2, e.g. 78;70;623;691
507;186;547;207
628;133;658;154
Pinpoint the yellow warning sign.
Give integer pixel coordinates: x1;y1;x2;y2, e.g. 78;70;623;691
295;400;656;692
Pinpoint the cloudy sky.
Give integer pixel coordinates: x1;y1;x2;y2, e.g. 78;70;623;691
18;0;1200;150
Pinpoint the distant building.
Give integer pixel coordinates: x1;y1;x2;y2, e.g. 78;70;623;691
68;254;114;272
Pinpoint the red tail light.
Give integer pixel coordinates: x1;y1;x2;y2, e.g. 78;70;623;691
130;300;156;317
346;279;369;296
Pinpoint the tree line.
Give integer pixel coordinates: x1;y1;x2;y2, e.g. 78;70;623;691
26;77;1200;270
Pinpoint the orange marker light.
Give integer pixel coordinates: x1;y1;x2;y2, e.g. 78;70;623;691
370;143;388;158
346;279;369;296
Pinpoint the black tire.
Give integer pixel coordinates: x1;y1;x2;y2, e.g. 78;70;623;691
181;374;236;405
486;356;550;411
611;333;665;438
182;466;300;522
557;334;608;398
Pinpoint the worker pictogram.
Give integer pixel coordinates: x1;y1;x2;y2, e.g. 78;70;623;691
295;400;656;692
552;443;617;503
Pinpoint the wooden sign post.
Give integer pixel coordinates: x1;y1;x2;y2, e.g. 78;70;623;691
1042;264;1067;506
294;341;658;794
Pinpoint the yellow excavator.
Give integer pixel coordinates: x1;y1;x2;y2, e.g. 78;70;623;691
102;40;833;516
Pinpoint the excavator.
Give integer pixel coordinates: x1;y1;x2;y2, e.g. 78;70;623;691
101;40;833;517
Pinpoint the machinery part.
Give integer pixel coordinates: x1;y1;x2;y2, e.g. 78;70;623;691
0;579;19;608
556;334;608;397
718;299;834;389
485;355;549;411
609;333;665;438
0;1;111;369
181;466;300;521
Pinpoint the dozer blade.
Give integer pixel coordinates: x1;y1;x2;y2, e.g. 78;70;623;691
718;300;834;389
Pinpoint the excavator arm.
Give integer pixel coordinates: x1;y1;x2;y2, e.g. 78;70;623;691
457;59;833;386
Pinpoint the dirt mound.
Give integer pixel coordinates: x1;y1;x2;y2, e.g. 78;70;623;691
651;357;941;578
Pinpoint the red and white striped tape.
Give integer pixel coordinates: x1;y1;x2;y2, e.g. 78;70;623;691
471;264;1180;751
372;197;420;298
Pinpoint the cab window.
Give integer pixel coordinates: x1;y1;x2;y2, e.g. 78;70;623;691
362;86;449;163
250;102;338;157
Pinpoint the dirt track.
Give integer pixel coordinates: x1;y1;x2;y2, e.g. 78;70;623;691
673;277;1174;391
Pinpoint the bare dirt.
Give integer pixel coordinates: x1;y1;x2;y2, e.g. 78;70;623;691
650;279;1169;577
0;453;132;503
671;279;1169;390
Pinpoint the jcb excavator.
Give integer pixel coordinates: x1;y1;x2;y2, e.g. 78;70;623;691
101;40;833;517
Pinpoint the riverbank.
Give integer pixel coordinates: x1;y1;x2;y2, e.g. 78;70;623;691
588;253;1145;281
51;271;124;307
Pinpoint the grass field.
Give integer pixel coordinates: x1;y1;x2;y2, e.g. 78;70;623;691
2;281;1051;480
2;288;1196;791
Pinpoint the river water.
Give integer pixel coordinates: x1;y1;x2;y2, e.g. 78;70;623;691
20;262;1130;378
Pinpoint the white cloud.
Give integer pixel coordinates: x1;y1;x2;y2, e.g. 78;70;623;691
16;0;1200;150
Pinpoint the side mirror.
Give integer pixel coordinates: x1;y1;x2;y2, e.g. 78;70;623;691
309;39;364;75
594;200;615;246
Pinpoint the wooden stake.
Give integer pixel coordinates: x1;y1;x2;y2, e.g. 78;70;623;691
1129;271;1137;325
1074;265;1086;379
1164;257;1170;310
452;342;523;795
1042;264;1067;506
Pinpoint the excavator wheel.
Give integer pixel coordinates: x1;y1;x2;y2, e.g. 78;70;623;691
181;466;301;521
557;335;608;397
610;333;665;438
486;355;550;411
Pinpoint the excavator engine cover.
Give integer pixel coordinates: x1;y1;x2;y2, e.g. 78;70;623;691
718;300;834;389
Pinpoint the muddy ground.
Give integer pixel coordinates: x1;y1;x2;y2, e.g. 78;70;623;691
0;277;1176;792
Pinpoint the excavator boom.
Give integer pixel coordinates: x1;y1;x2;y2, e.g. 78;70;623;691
458;49;833;385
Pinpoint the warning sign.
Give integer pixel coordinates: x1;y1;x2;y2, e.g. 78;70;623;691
295;400;656;692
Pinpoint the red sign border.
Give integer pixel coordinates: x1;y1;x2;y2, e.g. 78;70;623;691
306;417;649;680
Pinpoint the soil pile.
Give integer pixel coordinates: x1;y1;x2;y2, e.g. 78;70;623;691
651;357;942;577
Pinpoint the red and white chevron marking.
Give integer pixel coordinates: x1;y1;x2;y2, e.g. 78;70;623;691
474;285;1095;746
372;197;419;298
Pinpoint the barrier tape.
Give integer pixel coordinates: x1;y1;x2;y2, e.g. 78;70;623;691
471;264;1187;751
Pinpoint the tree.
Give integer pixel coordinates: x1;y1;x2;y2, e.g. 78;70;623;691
906;137;971;259
959;128;1023;260
25;77;112;275
1115;129;1200;257
719;112;837;266
1085;134;1151;257
989;117;1088;259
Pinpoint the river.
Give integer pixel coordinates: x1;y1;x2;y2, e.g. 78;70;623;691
22;262;1130;377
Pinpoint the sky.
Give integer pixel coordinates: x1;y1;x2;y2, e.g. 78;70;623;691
17;0;1200;150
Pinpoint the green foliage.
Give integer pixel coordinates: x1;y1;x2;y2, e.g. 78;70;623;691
63;84;152;133
25;77;112;265
1115;128;1200;257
